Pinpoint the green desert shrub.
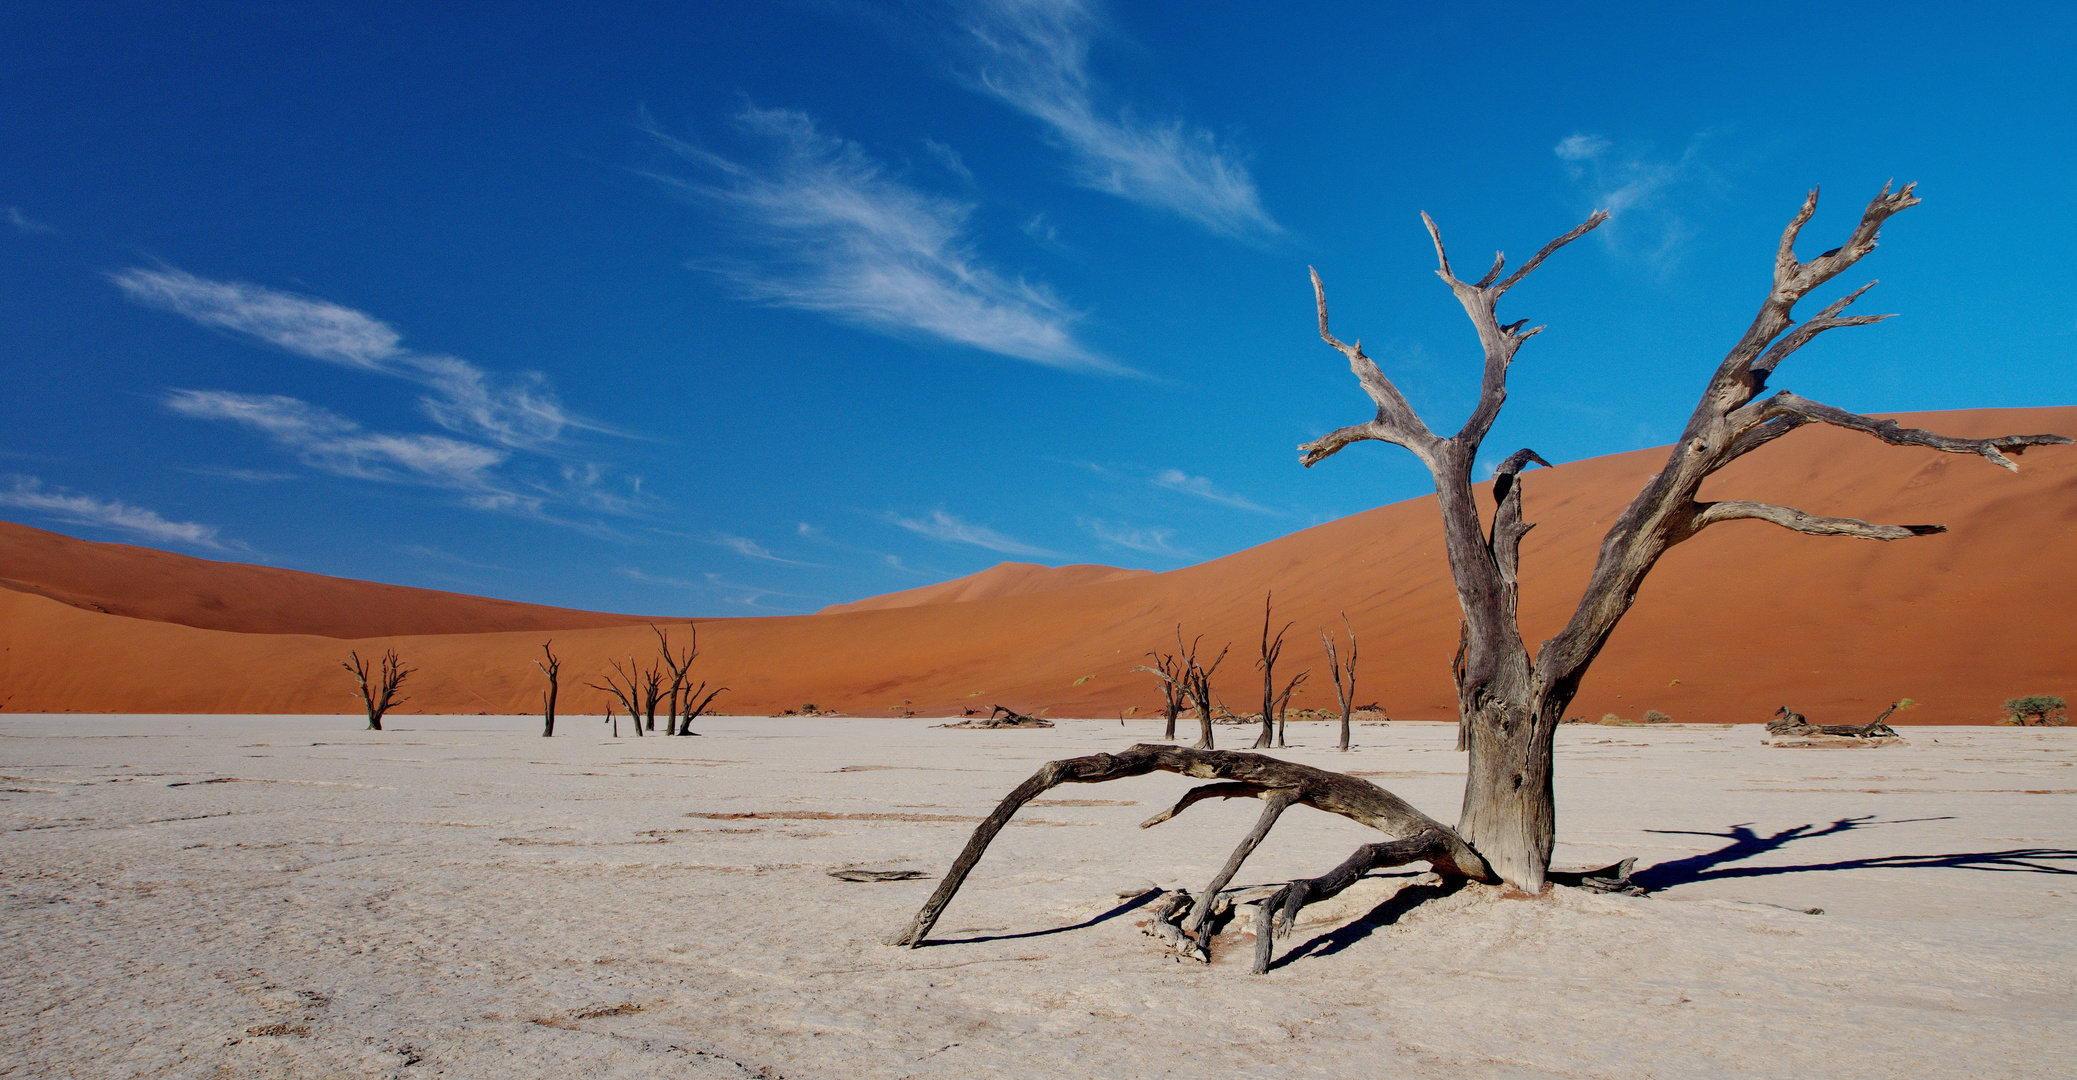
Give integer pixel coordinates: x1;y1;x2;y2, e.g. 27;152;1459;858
2002;695;2068;726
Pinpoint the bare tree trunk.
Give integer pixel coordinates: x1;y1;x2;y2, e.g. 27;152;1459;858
535;640;560;737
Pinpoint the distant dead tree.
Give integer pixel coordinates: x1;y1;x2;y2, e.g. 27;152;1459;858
889;184;2069;973
1321;614;1358;751
1133;644;1188;740
652;624;693;736
585;658;647;738
1252;594;1310;749
658;623;725;736
1176;629;1229;750
638;659;667;733
678;677;726;736
340;648;411;731
535;640;561;738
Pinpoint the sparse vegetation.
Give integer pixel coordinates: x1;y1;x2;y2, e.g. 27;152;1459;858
2002;694;2067;726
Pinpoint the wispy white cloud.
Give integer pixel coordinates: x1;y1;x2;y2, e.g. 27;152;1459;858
649;105;1122;374
1552;131;1721;268
6;207;58;235
0;475;227;550
165;389;511;492
1152;468;1272;513
712;532;823;567
884;509;1058;557
112;266;595;449
1082;518;1190;559
958;0;1278;241
180;465;298;483
882;553;935;576
399;544;510;573
922;138;975;184
619;566;818;612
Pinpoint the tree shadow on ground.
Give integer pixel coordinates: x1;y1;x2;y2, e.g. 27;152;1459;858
926;888;1162;946
1630;815;2077;890
1264;873;1469;972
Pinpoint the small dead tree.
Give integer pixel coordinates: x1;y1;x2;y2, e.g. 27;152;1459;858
340;648;411;731
535;640;560;737
679;679;726;736
1321;614;1358;751
1177;630;1229;750
586;658;647;738
891;184;2068;973
638;660;667;733
1251;594;1310;749
653;624;694;736
1133;644;1188;740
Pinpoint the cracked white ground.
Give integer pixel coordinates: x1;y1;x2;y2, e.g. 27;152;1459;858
2;715;2072;1079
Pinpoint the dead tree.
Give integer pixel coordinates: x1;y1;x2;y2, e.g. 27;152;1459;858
891;184;2068;972
1321;614;1358;751
679;680;726;736
638;659;667;733
1251;594;1310;749
1133;644;1188;740
585;658;647;738
340;648;411;731
535;640;560;737
1767;703;1900;738
653;624;693;736
1178;630;1229;750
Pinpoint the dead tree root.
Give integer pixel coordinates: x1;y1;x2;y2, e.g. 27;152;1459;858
884;744;1499;972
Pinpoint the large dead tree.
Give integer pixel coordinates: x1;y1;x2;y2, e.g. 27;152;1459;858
891;184;2069;971
340;648;411;731
535;640;560;738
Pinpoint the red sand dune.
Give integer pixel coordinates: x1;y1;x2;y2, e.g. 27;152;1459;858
818;562;1153;614
0;407;2070;725
0;520;657;638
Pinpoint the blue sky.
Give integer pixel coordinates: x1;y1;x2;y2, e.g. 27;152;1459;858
3;1;2071;616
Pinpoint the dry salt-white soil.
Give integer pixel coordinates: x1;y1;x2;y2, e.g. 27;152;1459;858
2;714;2073;1079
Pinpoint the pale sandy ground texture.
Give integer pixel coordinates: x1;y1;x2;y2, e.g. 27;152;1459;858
3;715;2073;1079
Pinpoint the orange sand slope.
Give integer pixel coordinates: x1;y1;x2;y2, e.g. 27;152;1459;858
818;562;1152;614
0;520;657;638
0;407;2069;723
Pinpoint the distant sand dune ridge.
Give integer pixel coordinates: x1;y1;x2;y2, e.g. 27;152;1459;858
0;407;2069;723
